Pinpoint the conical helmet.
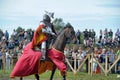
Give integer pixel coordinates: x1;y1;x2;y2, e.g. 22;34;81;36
43;14;51;22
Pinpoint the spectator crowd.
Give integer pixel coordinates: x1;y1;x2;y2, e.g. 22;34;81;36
0;28;34;70
0;27;120;75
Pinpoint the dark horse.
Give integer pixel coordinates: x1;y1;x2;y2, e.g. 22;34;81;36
12;23;76;80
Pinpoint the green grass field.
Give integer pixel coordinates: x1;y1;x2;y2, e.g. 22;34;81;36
0;69;119;80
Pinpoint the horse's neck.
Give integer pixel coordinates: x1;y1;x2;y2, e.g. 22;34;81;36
52;32;66;52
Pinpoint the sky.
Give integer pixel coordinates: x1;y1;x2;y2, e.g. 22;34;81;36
0;0;120;37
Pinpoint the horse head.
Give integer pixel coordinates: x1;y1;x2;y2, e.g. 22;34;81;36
53;23;76;52
64;23;76;41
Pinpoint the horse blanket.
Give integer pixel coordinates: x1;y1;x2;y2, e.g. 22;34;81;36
10;42;42;77
10;42;66;77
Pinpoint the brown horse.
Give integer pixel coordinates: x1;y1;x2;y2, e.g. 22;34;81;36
15;23;76;80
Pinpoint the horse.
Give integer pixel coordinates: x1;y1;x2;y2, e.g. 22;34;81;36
10;23;76;80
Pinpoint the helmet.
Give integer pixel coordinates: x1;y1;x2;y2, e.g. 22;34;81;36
43;14;51;22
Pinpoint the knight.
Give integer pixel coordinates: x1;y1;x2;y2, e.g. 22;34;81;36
31;14;57;60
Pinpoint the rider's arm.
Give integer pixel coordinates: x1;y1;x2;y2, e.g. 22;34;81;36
40;21;56;36
42;28;55;35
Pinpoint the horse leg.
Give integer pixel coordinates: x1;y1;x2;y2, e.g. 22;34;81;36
50;65;56;80
35;74;39;80
63;75;66;80
20;77;22;80
20;75;39;80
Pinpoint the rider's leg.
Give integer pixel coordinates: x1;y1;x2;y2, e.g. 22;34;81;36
41;41;46;59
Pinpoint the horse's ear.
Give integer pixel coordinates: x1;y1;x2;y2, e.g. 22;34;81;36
66;23;71;28
63;22;73;30
64;23;72;29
